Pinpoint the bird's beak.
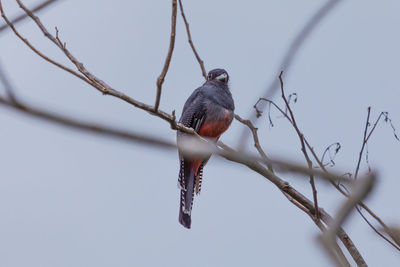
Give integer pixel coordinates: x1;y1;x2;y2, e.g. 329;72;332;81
215;73;227;81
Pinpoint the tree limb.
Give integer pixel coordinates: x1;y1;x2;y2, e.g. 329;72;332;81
278;71;319;221
178;0;207;79
154;0;177;111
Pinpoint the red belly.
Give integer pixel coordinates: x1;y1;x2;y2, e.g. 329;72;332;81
198;109;232;138
193;109;232;174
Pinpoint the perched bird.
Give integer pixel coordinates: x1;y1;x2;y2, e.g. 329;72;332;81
177;68;235;229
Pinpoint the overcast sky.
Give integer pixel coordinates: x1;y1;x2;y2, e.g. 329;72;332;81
1;0;399;266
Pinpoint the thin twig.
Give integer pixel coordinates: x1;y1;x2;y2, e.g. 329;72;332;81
278;71;319;221
384;227;400;247
254;97;292;122
356;206;400;250
154;0;177;111
178;0;207;79
321;142;341;167
234;114;273;172
354;107;371;179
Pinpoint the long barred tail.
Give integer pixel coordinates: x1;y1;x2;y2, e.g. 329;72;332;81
179;167;195;229
179;190;192;228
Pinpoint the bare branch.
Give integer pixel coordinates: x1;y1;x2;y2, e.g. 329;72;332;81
0;96;176;149
351;107;400;251
0;0;58;32
154;0;177;111
278;71;319;221
356;206;400;251
178;0;207;79
383;112;400;141
234;114;272;171
366;111;399;142
320;173;375;267
354;108;399;180
354;107;371;179
234;114;275;174
384;226;400;247
321;142;341;167
1;0;189;135
254;97;291;122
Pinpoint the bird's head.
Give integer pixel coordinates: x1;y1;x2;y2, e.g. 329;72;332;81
207;68;229;84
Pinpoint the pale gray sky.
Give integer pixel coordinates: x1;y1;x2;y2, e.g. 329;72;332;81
1;0;399;266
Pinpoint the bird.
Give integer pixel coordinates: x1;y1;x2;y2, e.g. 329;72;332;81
177;68;235;229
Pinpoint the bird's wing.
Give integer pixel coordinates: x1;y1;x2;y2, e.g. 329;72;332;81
178;93;207;191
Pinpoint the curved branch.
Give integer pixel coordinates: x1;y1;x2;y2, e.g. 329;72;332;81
154;0;177;111
178;0;207;79
278;71;319;220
